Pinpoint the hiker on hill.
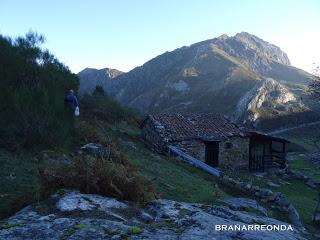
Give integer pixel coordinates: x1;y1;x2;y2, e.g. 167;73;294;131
64;89;79;116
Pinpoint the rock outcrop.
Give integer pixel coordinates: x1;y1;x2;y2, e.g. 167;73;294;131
0;191;307;240
235;78;307;126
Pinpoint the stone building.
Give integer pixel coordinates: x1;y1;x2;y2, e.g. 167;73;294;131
141;113;289;171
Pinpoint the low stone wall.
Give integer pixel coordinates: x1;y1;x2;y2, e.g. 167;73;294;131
218;175;303;228
285;168;319;190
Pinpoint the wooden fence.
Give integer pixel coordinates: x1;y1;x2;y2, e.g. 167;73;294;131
249;153;264;172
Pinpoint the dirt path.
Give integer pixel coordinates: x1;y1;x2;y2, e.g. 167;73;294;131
268;120;320;135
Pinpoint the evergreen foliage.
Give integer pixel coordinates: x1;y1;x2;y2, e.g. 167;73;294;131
0;32;79;150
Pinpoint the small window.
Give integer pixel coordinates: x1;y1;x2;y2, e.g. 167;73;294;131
224;142;233;149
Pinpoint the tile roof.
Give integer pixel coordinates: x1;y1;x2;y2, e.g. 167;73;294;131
147;113;244;141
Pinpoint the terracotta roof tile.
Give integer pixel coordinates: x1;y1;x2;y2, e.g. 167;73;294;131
148;113;243;141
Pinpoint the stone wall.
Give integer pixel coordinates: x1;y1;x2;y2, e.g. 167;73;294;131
173;137;249;169
141;119;168;153
219;137;250;169
173;139;205;161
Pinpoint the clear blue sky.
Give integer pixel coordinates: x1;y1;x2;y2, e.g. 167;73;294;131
0;0;319;73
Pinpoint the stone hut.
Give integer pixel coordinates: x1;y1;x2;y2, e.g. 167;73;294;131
141;113;289;171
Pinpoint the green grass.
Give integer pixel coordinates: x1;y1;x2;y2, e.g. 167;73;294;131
289;154;320;182
130;226;143;235
74;224;90;230
0;149;41;219
211;45;244;67
0;223;20;230
277;123;320;152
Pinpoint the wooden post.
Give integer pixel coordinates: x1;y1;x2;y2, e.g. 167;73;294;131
282;142;286;153
269;141;272;153
282;142;286;168
313;186;320;223
262;142;265;172
249;139;252;172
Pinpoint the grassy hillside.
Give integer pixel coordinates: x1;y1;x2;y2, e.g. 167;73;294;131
0;88;229;219
275;122;320;152
0;150;41;219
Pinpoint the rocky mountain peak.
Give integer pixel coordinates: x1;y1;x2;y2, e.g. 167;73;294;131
78;67;124;95
78;67;98;74
233;32;291;66
105;68;125;79
217;34;229;40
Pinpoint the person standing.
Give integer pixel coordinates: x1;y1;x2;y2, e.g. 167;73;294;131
64;89;79;116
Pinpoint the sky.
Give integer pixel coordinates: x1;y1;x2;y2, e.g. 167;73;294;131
0;0;319;73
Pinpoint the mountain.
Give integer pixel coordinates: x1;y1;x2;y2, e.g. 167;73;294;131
78;32;318;130
78;67;124;95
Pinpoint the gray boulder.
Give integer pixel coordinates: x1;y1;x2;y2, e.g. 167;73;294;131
0;191;307;240
80;143;109;158
306;179;318;189
287;204;303;229
267;181;281;188
223;197;268;216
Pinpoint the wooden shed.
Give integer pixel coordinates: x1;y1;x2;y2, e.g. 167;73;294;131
247;131;289;172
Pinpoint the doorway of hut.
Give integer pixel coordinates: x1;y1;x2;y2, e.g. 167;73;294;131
204;141;219;167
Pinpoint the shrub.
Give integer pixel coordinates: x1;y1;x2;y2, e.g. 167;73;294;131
39;145;153;202
0;32;79;150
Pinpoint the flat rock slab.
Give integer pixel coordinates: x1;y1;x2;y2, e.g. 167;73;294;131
223;197;268;216
0;191;307;240
267;181;281;188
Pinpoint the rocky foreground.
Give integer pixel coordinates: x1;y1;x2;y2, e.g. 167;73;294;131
0;191;308;240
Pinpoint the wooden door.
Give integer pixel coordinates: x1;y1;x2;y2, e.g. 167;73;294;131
205;141;219;167
249;139;265;172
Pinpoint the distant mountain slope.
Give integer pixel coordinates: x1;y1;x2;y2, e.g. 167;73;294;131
78;32;317;130
78;67;124;95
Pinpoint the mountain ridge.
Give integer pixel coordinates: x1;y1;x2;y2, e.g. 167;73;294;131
78;67;124;95
78;32;317;130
